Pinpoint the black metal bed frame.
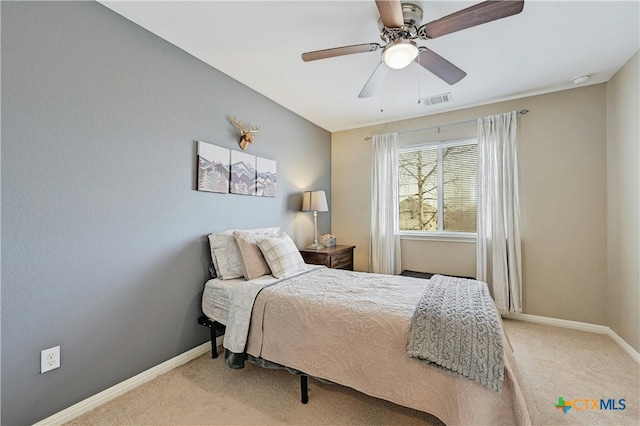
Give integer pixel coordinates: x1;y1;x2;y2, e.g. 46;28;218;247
197;315;226;359
197;315;309;404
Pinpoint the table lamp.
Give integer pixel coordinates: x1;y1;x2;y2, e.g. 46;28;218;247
301;190;329;249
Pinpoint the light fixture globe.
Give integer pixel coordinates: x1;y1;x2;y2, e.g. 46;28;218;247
383;40;418;70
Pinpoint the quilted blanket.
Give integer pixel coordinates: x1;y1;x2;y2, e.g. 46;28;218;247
407;274;504;391
222;265;322;354
244;268;536;425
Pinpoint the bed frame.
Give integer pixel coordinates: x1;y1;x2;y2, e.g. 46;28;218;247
197;271;443;405
196;316;226;359
197;314;309;403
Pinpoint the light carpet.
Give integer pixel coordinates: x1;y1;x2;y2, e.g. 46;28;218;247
66;319;639;425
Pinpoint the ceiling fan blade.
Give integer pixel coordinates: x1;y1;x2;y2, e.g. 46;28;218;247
419;0;524;39
358;61;390;98
418;48;467;85
375;0;404;28
302;43;381;62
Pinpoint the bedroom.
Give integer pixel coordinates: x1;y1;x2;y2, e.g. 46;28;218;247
1;1;638;425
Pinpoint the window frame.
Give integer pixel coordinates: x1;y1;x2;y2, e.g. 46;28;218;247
398;137;478;242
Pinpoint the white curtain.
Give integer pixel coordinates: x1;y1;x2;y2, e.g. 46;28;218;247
369;132;401;275
476;111;522;314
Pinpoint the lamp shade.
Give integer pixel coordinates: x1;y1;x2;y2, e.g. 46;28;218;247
302;190;328;212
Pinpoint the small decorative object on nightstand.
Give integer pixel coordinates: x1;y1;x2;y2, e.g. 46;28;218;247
299;245;355;271
319;234;336;247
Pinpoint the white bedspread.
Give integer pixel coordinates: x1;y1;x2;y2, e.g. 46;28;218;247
245;268;537;425
215;265;321;353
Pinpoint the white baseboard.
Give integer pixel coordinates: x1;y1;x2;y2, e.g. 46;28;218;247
503;313;640;363
607;328;640;364
502;312;610;334
34;336;223;425
32;315;640;424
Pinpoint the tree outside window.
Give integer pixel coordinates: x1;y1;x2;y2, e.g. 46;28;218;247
399;140;477;234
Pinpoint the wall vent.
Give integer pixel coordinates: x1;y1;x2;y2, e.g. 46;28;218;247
420;92;452;106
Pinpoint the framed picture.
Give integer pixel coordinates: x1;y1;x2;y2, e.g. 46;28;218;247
256;157;277;197
230;150;256;195
197;141;230;193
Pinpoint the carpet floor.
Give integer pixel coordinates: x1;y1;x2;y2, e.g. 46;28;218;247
66;319;639;425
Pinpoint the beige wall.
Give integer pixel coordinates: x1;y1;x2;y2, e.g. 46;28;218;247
332;84;609;326
401;239;476;278
607;51;640;352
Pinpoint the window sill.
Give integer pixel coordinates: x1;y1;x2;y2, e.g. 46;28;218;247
400;231;476;243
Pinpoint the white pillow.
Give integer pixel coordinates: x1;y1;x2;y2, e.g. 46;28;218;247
257;233;305;278
209;234;244;280
208;227;279;279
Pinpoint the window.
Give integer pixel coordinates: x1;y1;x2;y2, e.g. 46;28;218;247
398;139;477;237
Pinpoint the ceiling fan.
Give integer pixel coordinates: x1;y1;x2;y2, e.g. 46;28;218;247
301;0;525;98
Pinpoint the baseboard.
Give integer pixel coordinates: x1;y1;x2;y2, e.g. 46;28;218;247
34;336;223;425
607;328;640;364
503;313;640;363
502;312;610;334
30;315;640;424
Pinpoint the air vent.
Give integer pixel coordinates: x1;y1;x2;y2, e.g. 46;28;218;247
420;92;452;106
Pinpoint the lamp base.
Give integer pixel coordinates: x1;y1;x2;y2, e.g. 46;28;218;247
306;243;324;250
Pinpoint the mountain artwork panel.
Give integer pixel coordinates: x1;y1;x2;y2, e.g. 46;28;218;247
230;150;256;195
197;141;230;193
256;157;277;197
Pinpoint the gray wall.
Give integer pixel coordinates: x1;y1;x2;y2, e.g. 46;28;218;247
1;2;330;424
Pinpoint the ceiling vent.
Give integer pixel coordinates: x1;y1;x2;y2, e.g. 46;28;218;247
420;92;452;106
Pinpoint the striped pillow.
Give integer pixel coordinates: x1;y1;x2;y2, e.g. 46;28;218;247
257;233;305;278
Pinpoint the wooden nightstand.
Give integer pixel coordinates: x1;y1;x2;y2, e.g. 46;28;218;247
299;245;355;271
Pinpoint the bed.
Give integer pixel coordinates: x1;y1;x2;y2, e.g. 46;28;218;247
199;229;537;425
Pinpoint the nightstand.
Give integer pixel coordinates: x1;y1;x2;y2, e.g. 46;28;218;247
299;245;355;271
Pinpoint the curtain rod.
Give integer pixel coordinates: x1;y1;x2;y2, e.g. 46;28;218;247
364;109;530;141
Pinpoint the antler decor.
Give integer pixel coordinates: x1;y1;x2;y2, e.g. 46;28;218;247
231;116;260;150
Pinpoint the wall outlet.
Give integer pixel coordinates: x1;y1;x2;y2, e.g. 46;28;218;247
41;346;60;373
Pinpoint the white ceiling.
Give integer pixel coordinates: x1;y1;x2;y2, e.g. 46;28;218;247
100;0;639;132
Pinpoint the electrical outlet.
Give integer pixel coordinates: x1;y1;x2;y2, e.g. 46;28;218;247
41;346;60;373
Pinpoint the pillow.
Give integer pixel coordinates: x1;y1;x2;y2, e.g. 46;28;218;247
208;227;280;278
209;234;244;280
234;231;277;280
257;233;305;278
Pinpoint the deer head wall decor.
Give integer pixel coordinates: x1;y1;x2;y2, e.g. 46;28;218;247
231;116;260;150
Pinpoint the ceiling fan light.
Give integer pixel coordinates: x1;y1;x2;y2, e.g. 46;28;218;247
383;40;418;70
